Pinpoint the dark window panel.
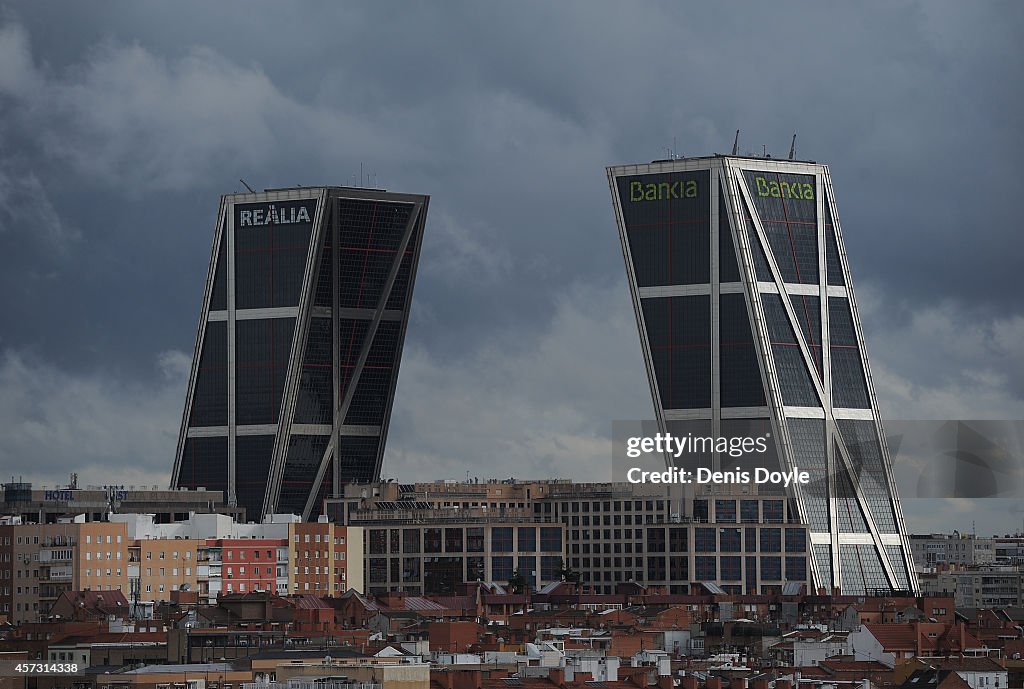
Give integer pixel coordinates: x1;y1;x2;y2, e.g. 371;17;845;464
234;200;315;309
642;295;711;409
787;418;829;531
313;235;333;308
838;420;897;533
235;318;296;425
386;245;417;311
719;190;741;283
210;230;227;311
178;437;228;493
617;171;710;287
790;294;822;380
834;454;869;534
294;317;334;425
763;294;819;407
235;435;275;521
337;199;414;309
824;196;846;287
885;545;911;591
719;293;766;407
742;205;773;281
742;171;818;284
336;435;380;484
189;321;228;427
828;297;870;408
812;544;832;591
277;434;330;516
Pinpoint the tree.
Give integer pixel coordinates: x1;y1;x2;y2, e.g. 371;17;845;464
507;569;527;594
558;560;581;585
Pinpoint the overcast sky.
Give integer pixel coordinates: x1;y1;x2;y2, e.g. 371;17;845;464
0;2;1021;535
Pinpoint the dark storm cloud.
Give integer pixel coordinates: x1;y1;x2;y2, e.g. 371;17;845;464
0;1;1021;532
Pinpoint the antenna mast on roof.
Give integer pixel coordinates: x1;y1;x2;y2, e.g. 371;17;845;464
731;130;740;155
239;179;256;193
788;133;797;160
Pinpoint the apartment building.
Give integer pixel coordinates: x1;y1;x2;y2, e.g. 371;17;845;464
909;533;996;571
288;520;364;596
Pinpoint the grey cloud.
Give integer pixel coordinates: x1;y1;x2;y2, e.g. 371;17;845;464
0;348;186;487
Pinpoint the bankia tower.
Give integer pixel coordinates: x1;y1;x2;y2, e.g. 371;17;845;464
607;155;917;595
170;187;428;521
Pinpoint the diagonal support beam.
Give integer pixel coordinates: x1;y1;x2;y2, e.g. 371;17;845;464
301;203;422;520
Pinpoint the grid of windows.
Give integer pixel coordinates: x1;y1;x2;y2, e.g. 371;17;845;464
720;528;741;553
642;295;711;409
235;435;275;520
491;556;513;581
824;195;846;287
763;294;819;407
835;456;869;533
812;544;832;590
742;171;818;285
277;434;330;516
884;544;911;591
189;321;228;427
760;556;782;580
695;528;716;552
492;528;513;552
787;418;829;531
719;190;741;283
179;437;227;492
235;318;295;425
721;556;742;581
336;435;379;484
719;293;765;407
341;320;402;426
785;556;807;581
741;500;759;523
294;317;333;424
790;294;822;378
715;500;737;523
839;544;889;595
337;199;414;309
784;528;807;553
838;420;898;533
829;297;870;408
760;528;781;553
234;201;314;309
695;556;716;580
618;170;710;287
742;205;773;281
210;233;227;310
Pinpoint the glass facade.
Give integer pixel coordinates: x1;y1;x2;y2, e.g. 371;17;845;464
642;295;711;409
173;189;428;521
617;170;710;287
742;171;818;284
189;321;228;427
609;157;916;593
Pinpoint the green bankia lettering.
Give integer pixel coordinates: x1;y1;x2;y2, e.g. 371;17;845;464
755;176;815;200
627;178;700;202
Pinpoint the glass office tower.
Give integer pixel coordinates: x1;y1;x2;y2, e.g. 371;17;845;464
607;156;916;595
170;187;428;521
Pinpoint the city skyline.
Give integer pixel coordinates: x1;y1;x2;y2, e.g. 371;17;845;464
0;3;1021;536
